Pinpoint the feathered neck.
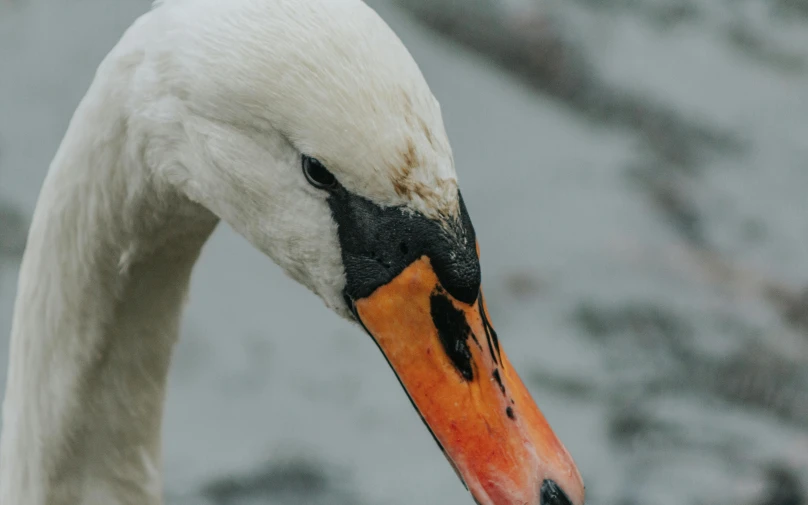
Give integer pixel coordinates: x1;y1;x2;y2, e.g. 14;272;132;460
0;22;218;504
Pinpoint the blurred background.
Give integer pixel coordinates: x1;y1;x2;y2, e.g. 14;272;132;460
1;0;807;504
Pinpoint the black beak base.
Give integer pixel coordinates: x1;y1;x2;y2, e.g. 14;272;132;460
327;187;481;305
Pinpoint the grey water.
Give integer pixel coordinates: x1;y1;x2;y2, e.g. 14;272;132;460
1;1;806;504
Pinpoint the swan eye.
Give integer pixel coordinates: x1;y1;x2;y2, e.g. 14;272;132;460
302;155;337;190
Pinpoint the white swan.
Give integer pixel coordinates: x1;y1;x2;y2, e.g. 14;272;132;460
0;1;584;504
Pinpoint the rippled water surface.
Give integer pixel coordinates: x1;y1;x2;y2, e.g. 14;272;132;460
1;1;806;504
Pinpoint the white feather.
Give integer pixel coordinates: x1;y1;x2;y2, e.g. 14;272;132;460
0;2;457;504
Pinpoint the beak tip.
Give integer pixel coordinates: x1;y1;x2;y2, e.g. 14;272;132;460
539;479;577;505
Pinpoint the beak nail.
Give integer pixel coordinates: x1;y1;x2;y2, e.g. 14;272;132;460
540;480;574;505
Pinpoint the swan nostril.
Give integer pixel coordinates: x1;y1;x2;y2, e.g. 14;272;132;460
540;479;573;505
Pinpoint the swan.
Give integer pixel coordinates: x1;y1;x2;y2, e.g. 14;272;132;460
0;1;585;504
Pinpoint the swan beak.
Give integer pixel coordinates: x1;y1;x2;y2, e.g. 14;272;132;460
352;256;585;505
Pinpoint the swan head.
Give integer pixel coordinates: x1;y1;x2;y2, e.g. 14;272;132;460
133;1;585;503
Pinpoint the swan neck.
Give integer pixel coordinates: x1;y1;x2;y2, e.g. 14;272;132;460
0;55;217;505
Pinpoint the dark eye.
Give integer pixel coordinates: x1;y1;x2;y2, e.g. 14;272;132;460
302;155;337;189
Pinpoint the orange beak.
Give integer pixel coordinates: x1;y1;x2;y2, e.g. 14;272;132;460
352;256;585;505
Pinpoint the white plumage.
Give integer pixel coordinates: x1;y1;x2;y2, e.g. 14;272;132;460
0;2;458;504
